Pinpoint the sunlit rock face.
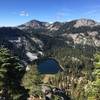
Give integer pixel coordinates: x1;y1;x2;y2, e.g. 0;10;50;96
0;27;43;66
26;52;38;61
18;18;100;48
74;19;96;28
26;66;30;71
18;20;49;30
1;19;100;67
47;22;63;31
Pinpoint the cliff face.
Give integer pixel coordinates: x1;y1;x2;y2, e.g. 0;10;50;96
0;19;100;65
18;19;100;47
73;19;96;28
0;27;43;66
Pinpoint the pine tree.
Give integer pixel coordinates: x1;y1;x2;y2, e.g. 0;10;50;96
0;47;28;100
22;64;42;95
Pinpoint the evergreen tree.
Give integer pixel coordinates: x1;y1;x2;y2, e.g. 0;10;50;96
22;64;42;95
0;47;28;100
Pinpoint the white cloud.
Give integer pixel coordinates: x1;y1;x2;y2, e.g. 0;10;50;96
84;10;98;15
12;10;29;17
57;12;66;16
54;11;70;21
19;11;29;17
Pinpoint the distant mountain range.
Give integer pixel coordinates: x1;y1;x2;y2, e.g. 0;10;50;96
18;18;100;47
0;18;100;65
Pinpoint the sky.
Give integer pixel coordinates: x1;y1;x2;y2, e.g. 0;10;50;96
0;0;100;26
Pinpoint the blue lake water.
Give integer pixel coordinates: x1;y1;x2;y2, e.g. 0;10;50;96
38;58;62;74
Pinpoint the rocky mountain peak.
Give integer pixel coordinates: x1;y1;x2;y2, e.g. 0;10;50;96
73;19;97;28
18;20;49;30
47;22;63;31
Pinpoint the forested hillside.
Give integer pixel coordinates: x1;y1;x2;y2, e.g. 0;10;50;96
0;19;100;100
